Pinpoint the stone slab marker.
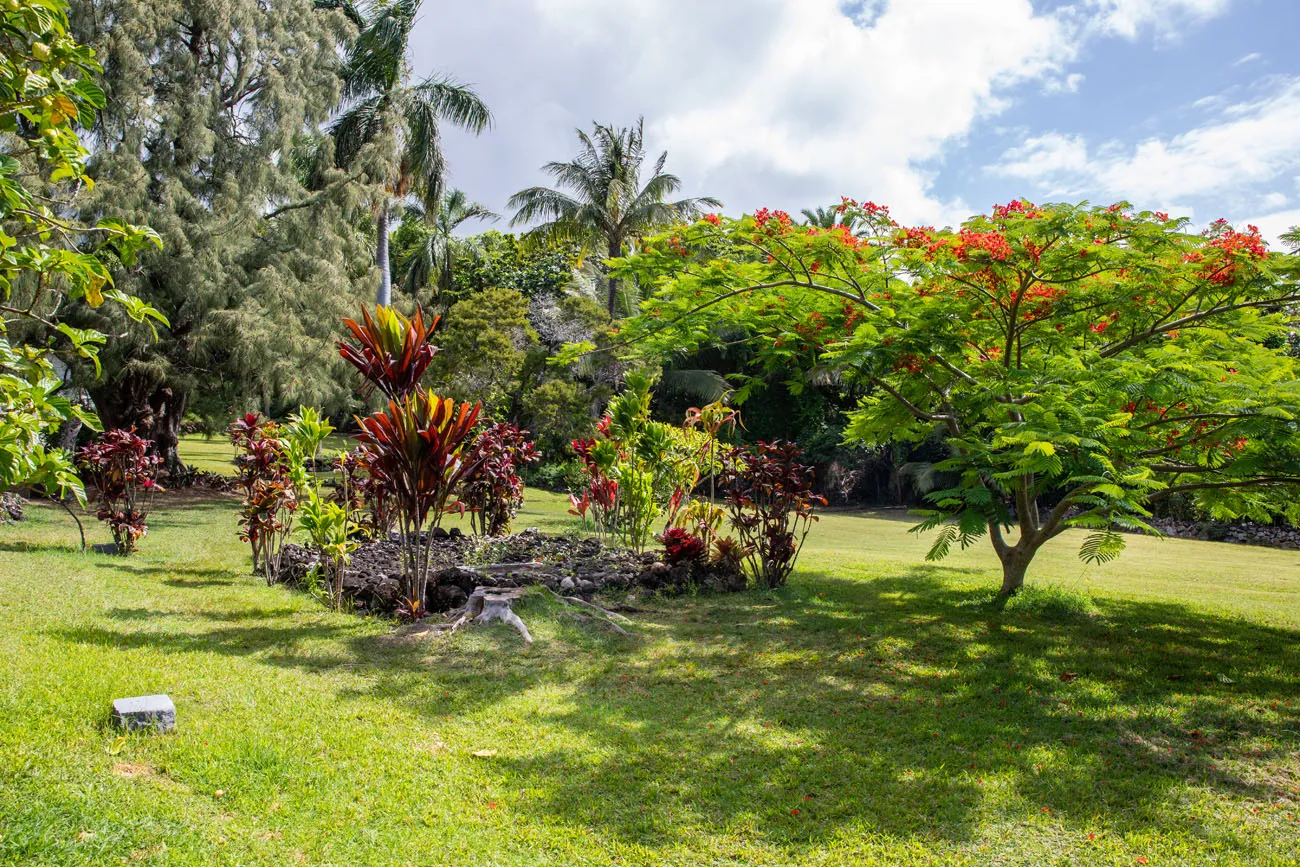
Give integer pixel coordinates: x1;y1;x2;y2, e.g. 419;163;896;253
112;694;175;733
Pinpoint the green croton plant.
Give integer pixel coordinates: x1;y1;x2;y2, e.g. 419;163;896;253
591;199;1300;596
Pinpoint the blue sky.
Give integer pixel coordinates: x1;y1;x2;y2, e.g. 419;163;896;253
413;0;1300;244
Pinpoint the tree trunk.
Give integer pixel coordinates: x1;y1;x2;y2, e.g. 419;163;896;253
91;376;187;474
376;200;392;307
606;238;621;318
997;549;1029;598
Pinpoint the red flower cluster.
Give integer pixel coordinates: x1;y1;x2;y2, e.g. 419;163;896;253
992;199;1042;220
702;213;722;226
893;353;926;374
1089;313;1119;334
953;230;1013;262
1207;223;1267;259
896;226;935;248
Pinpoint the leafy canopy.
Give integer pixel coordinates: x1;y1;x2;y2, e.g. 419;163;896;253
1;0;161;501
606;199;1300;587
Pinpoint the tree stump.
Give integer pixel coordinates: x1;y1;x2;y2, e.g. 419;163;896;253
455;587;533;645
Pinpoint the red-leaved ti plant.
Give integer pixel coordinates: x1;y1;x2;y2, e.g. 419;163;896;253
338;305;440;399
76;429;164;555
719;440;826;588
458;422;540;537
354;390;482;611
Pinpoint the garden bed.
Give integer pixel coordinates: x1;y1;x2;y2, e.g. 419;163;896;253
275;528;746;614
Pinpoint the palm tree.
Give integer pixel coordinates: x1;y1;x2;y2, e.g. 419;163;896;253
508;118;721;317
317;0;492;306
801;206;849;229
399;188;498;304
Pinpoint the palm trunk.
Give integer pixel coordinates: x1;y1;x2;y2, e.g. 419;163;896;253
606;238;621;318
376;201;392;307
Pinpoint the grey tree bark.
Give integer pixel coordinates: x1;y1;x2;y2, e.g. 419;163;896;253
376;201;392;306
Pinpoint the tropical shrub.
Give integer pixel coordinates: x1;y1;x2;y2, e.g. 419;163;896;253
353;389;481;611
459;422;540;536
298;486;356;611
332;447;396;538
520;377;595;459
657;526;707;565
719;441;825;588
668;399;742;547
528;458;586;493
76;429;164;555
229;412;293;579
429;287;537;417
341;304;483;611
569;373;700;551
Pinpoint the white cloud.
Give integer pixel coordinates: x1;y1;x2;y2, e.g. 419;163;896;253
411;0;1092;228
1244;208;1300;248
1077;0;1232;40
408;0;1247;231
1234;51;1263;66
1043;73;1087;95
996;134;1091;189
992;78;1300;211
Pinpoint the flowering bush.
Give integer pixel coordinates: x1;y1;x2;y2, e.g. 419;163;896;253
76;429;164;555
719;441;825;588
459;423;539;536
569;373;701;551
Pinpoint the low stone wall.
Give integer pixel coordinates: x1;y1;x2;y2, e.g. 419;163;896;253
276;528;746;613
1146;517;1300;550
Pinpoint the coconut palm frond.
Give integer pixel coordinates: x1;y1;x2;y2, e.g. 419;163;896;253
660;368;731;403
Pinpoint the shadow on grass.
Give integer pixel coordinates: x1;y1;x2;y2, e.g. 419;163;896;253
90;561;240;584
48;566;1300;854
0;540;83;555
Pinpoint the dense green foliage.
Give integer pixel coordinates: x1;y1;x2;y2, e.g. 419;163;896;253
608;200;1300;593
1;0;161;501
62;0;372;466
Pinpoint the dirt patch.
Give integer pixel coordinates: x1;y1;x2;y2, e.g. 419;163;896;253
111;761;158;778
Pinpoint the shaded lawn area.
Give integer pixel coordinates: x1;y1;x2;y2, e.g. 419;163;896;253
1;493;1299;866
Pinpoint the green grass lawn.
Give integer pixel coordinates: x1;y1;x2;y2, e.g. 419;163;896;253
177;433;354;476
2;483;1299;865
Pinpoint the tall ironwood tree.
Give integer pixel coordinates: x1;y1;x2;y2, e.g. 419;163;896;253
64;0;371;469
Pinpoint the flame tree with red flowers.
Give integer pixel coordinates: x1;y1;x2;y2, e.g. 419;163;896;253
589;200;1300;597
